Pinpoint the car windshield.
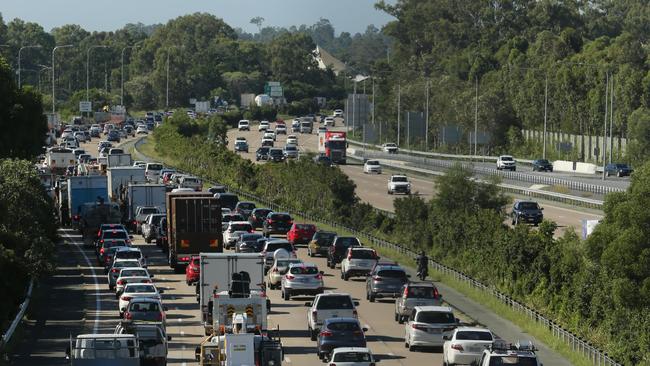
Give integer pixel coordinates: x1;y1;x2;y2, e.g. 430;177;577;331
328;140;346;149
129;302;160;312
385;143;396;147
103;240;128;249
327;321;360;331
258;147;270;153
125;284;156;293
285;145;297;151
114;261;140;268
501;156;514;161
377;269;406;278
317;296;354;310
615;164;629;168
408;287;437;298
277;259;302;268
241;234;263;241
116;251;141;260
238;203;255;210
416;311;456;324
366;160;379;165
151;215;165;225
488;356;538;366
230;223;251;231
519;202;539;210
120;269;148;277
351;249;376;259
392;176;408;182
269;149;283;156
333;352;371;362
290;266;319;275
456;331;493;341
537;159;549;164
235;141;247;145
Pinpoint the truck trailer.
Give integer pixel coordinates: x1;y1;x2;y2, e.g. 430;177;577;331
67;176;109;229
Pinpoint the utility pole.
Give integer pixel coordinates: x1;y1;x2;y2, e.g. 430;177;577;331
474;77;479;156
371;77;375;152
18;45;42;88
602;72;609;180
425;80;429;151
397;82;401;146
352;80;357;136
86;45;107;101
52;45;73;114
543;73;548;159
121;45;137;106
609;76;614;163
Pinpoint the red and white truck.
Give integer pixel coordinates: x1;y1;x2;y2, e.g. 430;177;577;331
318;131;347;164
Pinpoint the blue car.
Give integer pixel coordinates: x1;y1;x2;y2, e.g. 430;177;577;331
316;318;367;360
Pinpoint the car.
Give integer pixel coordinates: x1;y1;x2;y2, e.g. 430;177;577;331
122;297;166;324
94;223;128;244
363;160;381;174
96;228;132;255
238;120;250;131
340;247;379;280
73;131;87;143
134;206;161;233
107;259;142;290
72;148;86;157
532;159;553;172
443;327;495;366
267;255;303;290
300;120;313;134
185;255;200;285
333;109;344;118
307;230;337;257
327;236;362;269
317;126;327;134
275;123;287;135
281;262;324;300
263;131;276;141
261;138;274;148
123;126;135;137
222;213;245;226
223;221;254;249
136;125;149;134
404;306;458;350
313;154;332;167
118;283;161;317
133;160;146;168
145;163;164;183
77;153;92;164
291;119;301;133
114;267;152;297
256;146;271;161
326;347;377;366
90;125;102;137
477;340;542;366
249;208;273;229
323;117;335;127
217;192;241;210
103;123;116;135
112;247;147;268
235;233;265;253
382;143;398;154
263;212;293;237
107;130;121;143
395;282;442;323
283;144;299;159
305;293;359;341
316;318;367;360
496;155;516;171
286;135;298;145
286;223;317;246
234;139;249;153
98;240;131;269
178;175;202;191
511;200;543;226
113;322;170;366
258;121;270;132
387;174;411;195
234;201;256;219
261;239;297;271
366;264;409;302
208;185;227;194
605;163;633;177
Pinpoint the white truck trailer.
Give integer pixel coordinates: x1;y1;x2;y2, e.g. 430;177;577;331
107;167;146;200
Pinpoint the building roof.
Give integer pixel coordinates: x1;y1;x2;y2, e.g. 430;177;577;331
314;45;347;76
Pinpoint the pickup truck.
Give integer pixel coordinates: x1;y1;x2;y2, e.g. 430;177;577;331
305;293;359;341
387;174;411;195
394;282;443;323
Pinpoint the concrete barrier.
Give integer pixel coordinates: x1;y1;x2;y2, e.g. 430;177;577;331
552;160;575;173
575;162;598;174
552;160;598;175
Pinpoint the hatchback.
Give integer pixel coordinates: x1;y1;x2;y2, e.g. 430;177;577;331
404;306;458;350
307;230;337;257
340;247;379;280
327;347;377;366
249;208;272;229
366;265;409;302
317;318;367;360
267;257;303;290
185;255;200;285
118;283;161;317
263;212;293;237
123;297;166;324
281;262;324;299
287;223;317;245
107;259;141;290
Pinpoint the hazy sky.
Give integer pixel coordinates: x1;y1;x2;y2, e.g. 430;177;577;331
1;0;396;35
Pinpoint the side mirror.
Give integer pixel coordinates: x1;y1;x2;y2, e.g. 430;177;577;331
443;335;450;340
304;302;312;307
129;235;134;239
455;318;461;324
149;274;154;278
541;207;544;210
163;306;169;311
354;301;360;306
362;327;368;332
319;271;324;275
120;307;126;312
159;289;164;294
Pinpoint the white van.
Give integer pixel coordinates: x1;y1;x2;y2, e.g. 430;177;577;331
145;163;164;183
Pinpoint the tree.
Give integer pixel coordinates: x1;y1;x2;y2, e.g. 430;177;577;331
250;17;265;32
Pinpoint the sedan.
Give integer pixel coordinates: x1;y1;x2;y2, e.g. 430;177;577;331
115;267;152;296
136;125;148;134
107;260;141;290
281;262;324;300
363;160;382;174
185;256;200;285
317;318;367;360
605;163;633;177
532;159;553;172
443;327;495;366
326;347;377;366
286;135;298;145
118;283;161;317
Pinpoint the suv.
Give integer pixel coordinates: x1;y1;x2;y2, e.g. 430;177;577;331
532;159;553;172
263;212;293;237
395;282;442;323
223;221;253;249
258;121;270;132
234;139;249;153
604;163;633;177
268;148;285;163
477;340;542;366
404;306;458;350
281;262;324;299
382;143;398;154
511;200;543;226
387;175;411;195
249;208;273;229
286;223;317;245
305;293;359;341
340;247;379;280
496;155;516;171
366;264;408;302
238;120;250;131
234;201;256;219
327;236;362;269
307;230;337;257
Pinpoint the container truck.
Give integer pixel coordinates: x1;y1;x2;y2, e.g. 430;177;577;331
107;167;146;201
167;193;222;272
79;202;122;247
67;176;109;229
47;147;76;175
318;131;347;164
127;184;166;229
107;153;133;168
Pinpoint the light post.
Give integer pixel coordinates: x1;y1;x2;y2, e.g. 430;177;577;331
166;45;182;109
52;44;73;114
38;65;51;93
86;45;108;101
120;45;137;106
18;45;42;88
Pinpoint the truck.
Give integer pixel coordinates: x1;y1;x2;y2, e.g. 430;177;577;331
167;193;223;272
127;183;166;227
79;202;122;247
65;333;140;366
198;253;267;335
107;167;146;201
47;147;76;175
107;153;133;168
318;131;347;164
67;176;109;229
195;330;283;366
114;321;171;366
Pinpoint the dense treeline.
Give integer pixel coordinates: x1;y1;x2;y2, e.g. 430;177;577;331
373;0;650;164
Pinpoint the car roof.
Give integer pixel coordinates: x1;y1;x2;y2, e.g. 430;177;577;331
288;262;317;268
413;305;453;313
316;292;352;298
129;297;161;303
229;221;251;225
323;317;359;324
375;265;404;271
119;267;147;272
115;247;141;252
332;347;372;353
454;326;492;333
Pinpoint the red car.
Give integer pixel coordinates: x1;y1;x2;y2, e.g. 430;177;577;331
185;255;200;285
286;223;317;245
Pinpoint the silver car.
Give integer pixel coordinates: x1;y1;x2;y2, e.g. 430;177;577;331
283;144;300;159
281;262;324;300
107;259;141;290
267;257;303;290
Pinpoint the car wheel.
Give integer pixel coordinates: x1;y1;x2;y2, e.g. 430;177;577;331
369;292;376;302
310;327;317;341
343;272;349;281
283;289;290;300
399;315;405;324
308;248;313;257
617;171;622;177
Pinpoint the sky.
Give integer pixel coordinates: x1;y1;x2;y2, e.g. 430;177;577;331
0;0;396;35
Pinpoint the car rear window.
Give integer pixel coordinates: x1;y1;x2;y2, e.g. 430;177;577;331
114;261;140;268
351;249;376;259
146;164;163;171
103;241;128;249
295;224;315;231
238;202;255;210
125;284;156;293
129;302;160;312
333;352;372;362
416;311;455;324
519;202;539;210
326;321;360;331
191;257;200;266
120;269;148;277
231;223;251;231
270;214;291;222
377;269;406;278
489;356;538;366
336;237;360;247
290;266;319;275
316;295;354;310
116;251;141;260
456;331;493;341
104;231;128;240
315;232;336;245
407;286;437;298
366;160;379;165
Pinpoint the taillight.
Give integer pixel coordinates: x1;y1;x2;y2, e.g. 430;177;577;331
111;268;119;273
434;288;440;299
268;219;273;224
121;295;132;301
156;312;163;321
315;273;323;280
117;280;124;285
125;312;132;319
311;310;317;322
451;343;464;351
412;323;428;331
272;268;278;273
99;248;105;254
347;252;352;260
373;276;383;281
285;274;295;280
320;330;332;337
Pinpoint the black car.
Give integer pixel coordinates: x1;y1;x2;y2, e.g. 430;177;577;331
511;200;543;226
263;212;293;237
215;193;239;210
256;147;270;161
604;163;633;177
236;233;265;253
316;318;367;360
532;159;553;172
327;236;362;269
268;148;285;163
107;130;121;142
249;208;273;229
313;154;332;167
208;185;227;194
234;140;249;153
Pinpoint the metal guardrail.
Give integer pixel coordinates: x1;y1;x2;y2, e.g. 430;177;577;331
1;279;34;350
134;138;620;366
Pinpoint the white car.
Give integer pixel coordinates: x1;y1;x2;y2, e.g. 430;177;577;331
263;131;276;141
286;134;298;145
326;347;377;366
223;221;253;249
281;262;323;300
275;124;287;135
333;109;344;118
363;160;381;174
382;143;398;154
340;247;378;280
118;282;161;317
496;155;516;171
238;119;250;131
115;267;152;296
323;117;335;127
113;247;147;268
404;306;458;350
267;255;303;290
136;125;148;134
443;327;495;366
387;174;411;195
258;121;270;132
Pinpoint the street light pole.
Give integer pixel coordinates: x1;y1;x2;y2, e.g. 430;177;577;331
121;46;136;106
86;45;108;101
543;73;548;159
166;46;182;109
18;45;42;88
52;44;73;114
474;76;479;156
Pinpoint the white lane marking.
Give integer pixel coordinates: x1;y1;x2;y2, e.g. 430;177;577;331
285;356;291;363
180;330;185;336
65;232;101;334
178;318;183;323
388;352;395;356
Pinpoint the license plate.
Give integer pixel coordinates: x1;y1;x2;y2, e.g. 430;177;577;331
428;328;441;334
469;347;482;352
